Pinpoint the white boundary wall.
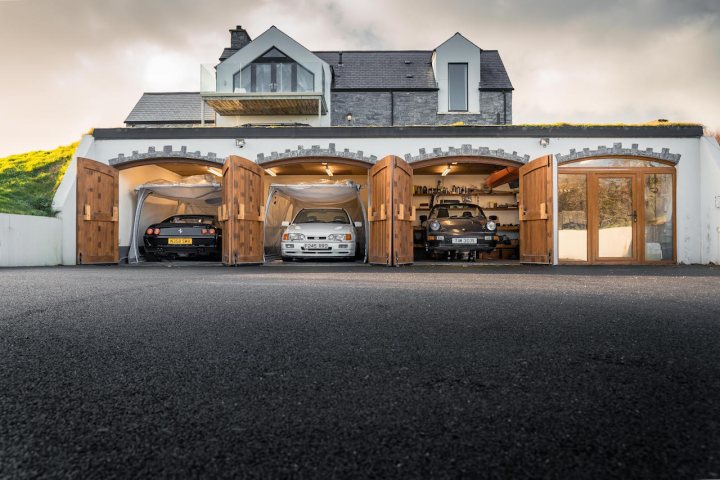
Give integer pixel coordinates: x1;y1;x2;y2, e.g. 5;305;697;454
0;214;62;267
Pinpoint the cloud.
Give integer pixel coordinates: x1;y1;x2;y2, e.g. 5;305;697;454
0;0;718;156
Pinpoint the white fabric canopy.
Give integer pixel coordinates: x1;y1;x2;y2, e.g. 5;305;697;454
264;181;368;261
128;175;222;263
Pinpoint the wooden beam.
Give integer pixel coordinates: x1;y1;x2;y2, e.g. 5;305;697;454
485;166;519;188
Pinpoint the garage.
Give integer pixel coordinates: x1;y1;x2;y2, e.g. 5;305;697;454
75;153;554;267
409;157;524;263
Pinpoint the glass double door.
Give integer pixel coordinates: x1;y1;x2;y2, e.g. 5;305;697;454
558;170;674;264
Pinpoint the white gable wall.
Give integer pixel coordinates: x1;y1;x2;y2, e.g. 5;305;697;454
214;26;331;127
434;33;481;114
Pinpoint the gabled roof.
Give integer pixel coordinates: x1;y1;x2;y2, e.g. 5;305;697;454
479;50;513;90
314;51;437;90
125;93;215;125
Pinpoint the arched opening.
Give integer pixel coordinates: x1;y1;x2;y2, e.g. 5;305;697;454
557;155;677;264
116;159;226;263
257;157;374;264
408;155;526;263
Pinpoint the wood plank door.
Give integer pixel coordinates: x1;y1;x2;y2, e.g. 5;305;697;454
76;157;119;264
220;155;265;265
368;157;393;265
392;156;414;265
519;155;553;264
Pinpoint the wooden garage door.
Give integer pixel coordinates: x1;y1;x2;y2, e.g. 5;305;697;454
368;156;414;266
220;155;265;265
368;157;392;265
76;157;119;264
392;156;414;265
519;155;553;264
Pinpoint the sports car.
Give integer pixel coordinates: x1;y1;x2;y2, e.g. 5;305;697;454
280;208;362;260
425;203;499;260
143;214;222;260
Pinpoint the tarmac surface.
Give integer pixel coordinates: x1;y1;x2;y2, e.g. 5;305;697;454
1;264;720;479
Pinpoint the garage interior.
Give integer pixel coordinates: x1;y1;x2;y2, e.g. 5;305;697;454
117;158;522;264
411;161;521;263
261;161;370;263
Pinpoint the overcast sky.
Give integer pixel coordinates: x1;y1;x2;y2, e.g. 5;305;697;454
0;0;718;156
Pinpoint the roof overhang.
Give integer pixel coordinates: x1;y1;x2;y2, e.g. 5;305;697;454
201;92;327;116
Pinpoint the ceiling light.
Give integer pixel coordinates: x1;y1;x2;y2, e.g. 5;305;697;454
207;167;222;177
265;168;277;177
325;166;334;177
441;166;451;176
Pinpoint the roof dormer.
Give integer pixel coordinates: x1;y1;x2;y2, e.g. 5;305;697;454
432;33;482;114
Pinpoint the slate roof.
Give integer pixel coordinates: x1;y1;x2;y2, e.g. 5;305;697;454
479;50;513;90
125;92;215;125
313;51;437;90
313;50;512;90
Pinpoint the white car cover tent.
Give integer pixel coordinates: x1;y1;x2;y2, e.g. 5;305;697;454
128;175;222;263
264;181;368;262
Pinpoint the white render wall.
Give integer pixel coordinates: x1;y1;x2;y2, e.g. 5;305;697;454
433;33;481;114
0;214;62;267
700;136;720;264
53;133;710;264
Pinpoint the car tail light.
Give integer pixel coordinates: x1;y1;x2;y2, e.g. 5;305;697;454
146;228;154;235
344;233;352;241
209;228;216;235
153;228;160;235
201;228;208;235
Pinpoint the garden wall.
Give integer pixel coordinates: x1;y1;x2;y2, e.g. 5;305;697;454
0;213;62;267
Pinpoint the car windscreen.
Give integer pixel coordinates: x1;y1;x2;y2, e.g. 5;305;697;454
429;204;484;220
293;209;350;224
165;216;214;224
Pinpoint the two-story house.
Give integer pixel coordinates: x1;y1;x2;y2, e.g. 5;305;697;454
125;26;513;128
51;25;719;268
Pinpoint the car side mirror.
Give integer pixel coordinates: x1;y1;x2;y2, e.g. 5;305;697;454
489;215;498;221
354;221;363;228
281;221;290;227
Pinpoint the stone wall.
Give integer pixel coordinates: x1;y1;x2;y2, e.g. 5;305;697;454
331;90;512;126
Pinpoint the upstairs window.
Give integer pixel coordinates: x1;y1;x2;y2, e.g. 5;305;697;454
448;63;468;111
233;47;315;93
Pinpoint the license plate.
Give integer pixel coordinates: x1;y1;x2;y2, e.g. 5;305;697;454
435;235;444;241
452;238;477;244
305;243;329;250
168;237;192;245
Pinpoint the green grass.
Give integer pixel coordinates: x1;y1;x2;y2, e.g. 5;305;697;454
0;142;78;217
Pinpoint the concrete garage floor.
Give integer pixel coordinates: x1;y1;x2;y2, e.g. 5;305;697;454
1;265;720;478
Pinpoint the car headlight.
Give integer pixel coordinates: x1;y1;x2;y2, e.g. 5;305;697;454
328;233;352;241
486;220;497;231
429;220;440;231
288;233;305;241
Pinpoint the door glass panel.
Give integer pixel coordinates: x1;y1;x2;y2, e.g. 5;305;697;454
598;177;633;258
644;174;673;261
558;174;588;261
255;64;272;92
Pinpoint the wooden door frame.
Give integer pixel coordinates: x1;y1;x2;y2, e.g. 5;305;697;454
557;166;677;265
518;155;554;264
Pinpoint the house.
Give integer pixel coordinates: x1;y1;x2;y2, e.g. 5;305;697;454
50;25;720;267
126;26;513;128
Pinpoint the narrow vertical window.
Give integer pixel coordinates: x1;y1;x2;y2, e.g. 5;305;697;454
448;63;468;111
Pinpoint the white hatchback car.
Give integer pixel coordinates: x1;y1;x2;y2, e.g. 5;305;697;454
281;208;362;260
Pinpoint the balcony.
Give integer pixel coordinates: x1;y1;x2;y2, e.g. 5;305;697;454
200;62;327;117
200;91;327;116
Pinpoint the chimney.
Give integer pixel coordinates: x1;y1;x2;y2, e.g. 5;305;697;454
229;26;251;49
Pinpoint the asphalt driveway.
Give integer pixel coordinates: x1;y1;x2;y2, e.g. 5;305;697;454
1;265;719;479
